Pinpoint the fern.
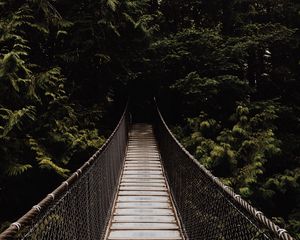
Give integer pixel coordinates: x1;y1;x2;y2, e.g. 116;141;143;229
5;163;32;176
34;67;68;105
38;159;70;178
0;106;36;137
29;0;62;24
28;137;70;178
106;0;119;11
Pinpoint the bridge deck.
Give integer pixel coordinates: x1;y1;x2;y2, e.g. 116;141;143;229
105;124;183;240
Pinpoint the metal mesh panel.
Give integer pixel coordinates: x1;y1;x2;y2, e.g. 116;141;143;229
1;110;129;240
154;109;288;240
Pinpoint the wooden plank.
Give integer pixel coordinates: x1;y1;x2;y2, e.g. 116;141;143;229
127;148;157;150
129;143;156;144
120;183;166;187
122;175;164;179
128;147;157;149
116;202;171;209
126;157;160;160
124;167;163;174
120;180;165;184
127;146;157;148
127;152;159;154
124;168;162;173
110;223;179;230
125;161;161;164
127;153;158;155
123;170;163;175
121;178;165;182
127;154;160;156
127;149;157;151
125;164;161;167
108;230;182;239
125;160;160;163
126;156;160;158
117;196;169;202
125;160;161;163
125;158;160;161
114;208;173;216
129;139;155;140
128;146;157;148
124;169;162;172
112;215;176;223
118;191;168;196
128;149;158;151
119;186;167;191
124;166;162;168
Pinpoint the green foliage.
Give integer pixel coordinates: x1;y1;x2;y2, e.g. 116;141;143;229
28;137;70;178
0;106;36;137
106;0;119;12
5;163;33;176
0;0;299;238
154;3;300;235
171;72;250;117
0;0;149;228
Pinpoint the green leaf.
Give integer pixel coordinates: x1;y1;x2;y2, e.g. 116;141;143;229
106;0;119;11
6;163;32;176
39;159;70;178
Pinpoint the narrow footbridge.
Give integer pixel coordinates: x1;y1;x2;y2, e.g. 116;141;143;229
0;104;294;240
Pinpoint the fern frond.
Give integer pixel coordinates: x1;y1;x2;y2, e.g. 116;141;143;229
29;0;62;22
28;137;70;178
1;53;18;75
95;53;111;64
5;163;33;176
106;0;119;11
58;19;73;29
0;51;32;94
0;106;36;137
39;159;70;178
26;22;49;35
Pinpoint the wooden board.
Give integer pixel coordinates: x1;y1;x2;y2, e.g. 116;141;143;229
110;223;179;230
117;196;170;202
108;230;182;239
112;216;176;223
115;202;171;209
114;208;173;216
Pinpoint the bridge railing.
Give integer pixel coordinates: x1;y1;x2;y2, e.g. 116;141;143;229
0;104;129;240
155;105;294;240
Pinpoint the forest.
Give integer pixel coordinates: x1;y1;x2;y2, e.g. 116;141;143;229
0;0;299;238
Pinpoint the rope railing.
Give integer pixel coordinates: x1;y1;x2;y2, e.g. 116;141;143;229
0;104;129;240
154;104;294;240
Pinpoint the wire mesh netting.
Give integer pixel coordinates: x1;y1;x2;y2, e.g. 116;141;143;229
154;108;292;240
1;110;129;240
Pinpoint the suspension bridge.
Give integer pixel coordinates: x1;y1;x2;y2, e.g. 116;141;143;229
0;103;294;240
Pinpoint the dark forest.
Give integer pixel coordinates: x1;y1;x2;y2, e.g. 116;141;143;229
0;0;299;238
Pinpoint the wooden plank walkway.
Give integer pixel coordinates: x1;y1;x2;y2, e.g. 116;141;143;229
105;124;183;240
